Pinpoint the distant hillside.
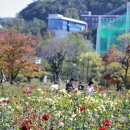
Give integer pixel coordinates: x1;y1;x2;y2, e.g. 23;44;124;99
19;0;127;22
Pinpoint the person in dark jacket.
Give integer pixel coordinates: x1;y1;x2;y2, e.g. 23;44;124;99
66;78;75;92
78;81;84;91
116;81;122;91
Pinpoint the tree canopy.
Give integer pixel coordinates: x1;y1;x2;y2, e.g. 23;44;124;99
0;31;37;82
18;0;126;22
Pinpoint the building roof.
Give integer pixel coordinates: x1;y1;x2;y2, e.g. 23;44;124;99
80;14;120;17
48;14;87;25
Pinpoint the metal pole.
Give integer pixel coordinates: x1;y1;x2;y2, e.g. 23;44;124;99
86;58;89;82
125;2;130;35
96;15;101;53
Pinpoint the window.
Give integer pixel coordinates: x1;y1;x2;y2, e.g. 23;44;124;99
48;19;63;30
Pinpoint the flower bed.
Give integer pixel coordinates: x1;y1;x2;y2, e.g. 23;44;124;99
0;83;130;130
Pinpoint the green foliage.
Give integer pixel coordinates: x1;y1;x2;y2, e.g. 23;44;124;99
14;74;27;83
22;18;46;36
78;51;103;81
68;33;90;52
18;0;127;24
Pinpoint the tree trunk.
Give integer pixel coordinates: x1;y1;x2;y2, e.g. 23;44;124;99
53;72;59;82
124;68;128;88
10;74;14;84
0;69;6;83
27;77;31;83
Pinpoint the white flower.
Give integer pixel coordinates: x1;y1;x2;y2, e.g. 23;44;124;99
0;98;4;103
98;105;106;112
37;88;42;91
55;112;61;118
118;116;128;124
69;118;73;121
59;89;67;94
58;122;64;127
72;114;76;118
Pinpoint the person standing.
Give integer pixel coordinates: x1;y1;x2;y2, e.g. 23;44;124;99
78;81;84;91
86;81;94;96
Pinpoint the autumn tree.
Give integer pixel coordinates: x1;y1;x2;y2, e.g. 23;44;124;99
21;60;43;83
103;37;130;89
102;45;123;85
117;34;130;89
0;31;37;83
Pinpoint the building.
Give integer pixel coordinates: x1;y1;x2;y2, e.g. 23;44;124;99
48;14;87;37
80;11;119;30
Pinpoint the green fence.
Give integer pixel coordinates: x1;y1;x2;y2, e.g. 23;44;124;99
96;3;130;53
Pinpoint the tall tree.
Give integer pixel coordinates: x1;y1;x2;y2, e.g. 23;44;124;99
117;34;130;89
78;51;103;81
39;33;89;82
40;37;71;81
103;39;130;89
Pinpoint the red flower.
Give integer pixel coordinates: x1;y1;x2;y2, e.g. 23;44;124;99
42;112;51;121
103;120;112;126
21;125;30;130
23;90;32;95
16;101;19;105
99;126;107;130
24;118;31;123
3;99;10;104
80;104;86;112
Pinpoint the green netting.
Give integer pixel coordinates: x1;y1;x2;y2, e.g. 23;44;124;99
97;11;130;53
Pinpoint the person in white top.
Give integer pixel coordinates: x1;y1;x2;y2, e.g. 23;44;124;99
86;81;94;96
50;82;59;92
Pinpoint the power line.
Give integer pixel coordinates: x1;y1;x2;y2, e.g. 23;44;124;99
105;5;126;15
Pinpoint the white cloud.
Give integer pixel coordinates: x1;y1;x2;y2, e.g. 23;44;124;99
0;0;33;18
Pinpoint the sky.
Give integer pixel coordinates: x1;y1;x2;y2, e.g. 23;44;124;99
0;0;33;18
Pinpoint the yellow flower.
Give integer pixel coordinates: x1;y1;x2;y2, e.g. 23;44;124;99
128;90;130;94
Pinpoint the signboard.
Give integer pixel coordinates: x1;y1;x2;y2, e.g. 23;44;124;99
35;59;41;65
